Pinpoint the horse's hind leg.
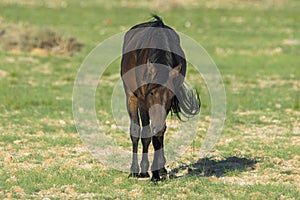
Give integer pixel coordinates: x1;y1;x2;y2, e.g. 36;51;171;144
139;108;151;178
126;93;140;177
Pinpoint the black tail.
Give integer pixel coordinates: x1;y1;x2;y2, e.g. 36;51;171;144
171;82;200;120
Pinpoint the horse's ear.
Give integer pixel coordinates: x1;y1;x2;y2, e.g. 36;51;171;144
169;63;182;79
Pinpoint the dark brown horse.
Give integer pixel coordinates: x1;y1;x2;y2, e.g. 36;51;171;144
121;15;200;182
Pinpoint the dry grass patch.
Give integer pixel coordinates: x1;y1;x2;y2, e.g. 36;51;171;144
0;20;83;57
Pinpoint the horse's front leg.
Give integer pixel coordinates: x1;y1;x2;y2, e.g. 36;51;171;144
127;94;140;177
139;108;151;178
151;124;167;182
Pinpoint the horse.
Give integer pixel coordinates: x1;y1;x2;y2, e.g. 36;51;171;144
121;15;200;182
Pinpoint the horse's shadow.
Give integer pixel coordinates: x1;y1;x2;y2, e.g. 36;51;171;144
169;156;258;178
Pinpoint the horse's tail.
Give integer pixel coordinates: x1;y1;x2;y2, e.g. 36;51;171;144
171;82;200;120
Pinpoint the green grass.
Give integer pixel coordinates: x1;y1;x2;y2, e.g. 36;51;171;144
0;0;299;199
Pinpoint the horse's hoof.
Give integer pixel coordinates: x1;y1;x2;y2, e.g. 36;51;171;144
152;180;159;185
151;176;160;184
159;168;167;179
128;173;139;178
138;172;150;178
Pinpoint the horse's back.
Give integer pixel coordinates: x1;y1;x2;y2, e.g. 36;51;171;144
121;16;186;93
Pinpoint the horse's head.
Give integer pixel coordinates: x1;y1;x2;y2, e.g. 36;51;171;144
145;62;182;135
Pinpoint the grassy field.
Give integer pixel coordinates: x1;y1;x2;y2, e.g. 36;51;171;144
0;0;299;199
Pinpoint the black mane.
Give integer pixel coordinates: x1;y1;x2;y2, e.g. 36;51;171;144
130;15;166;29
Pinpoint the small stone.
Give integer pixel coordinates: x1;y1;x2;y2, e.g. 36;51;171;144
259;115;266;122
13;140;22;144
5;154;13;163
